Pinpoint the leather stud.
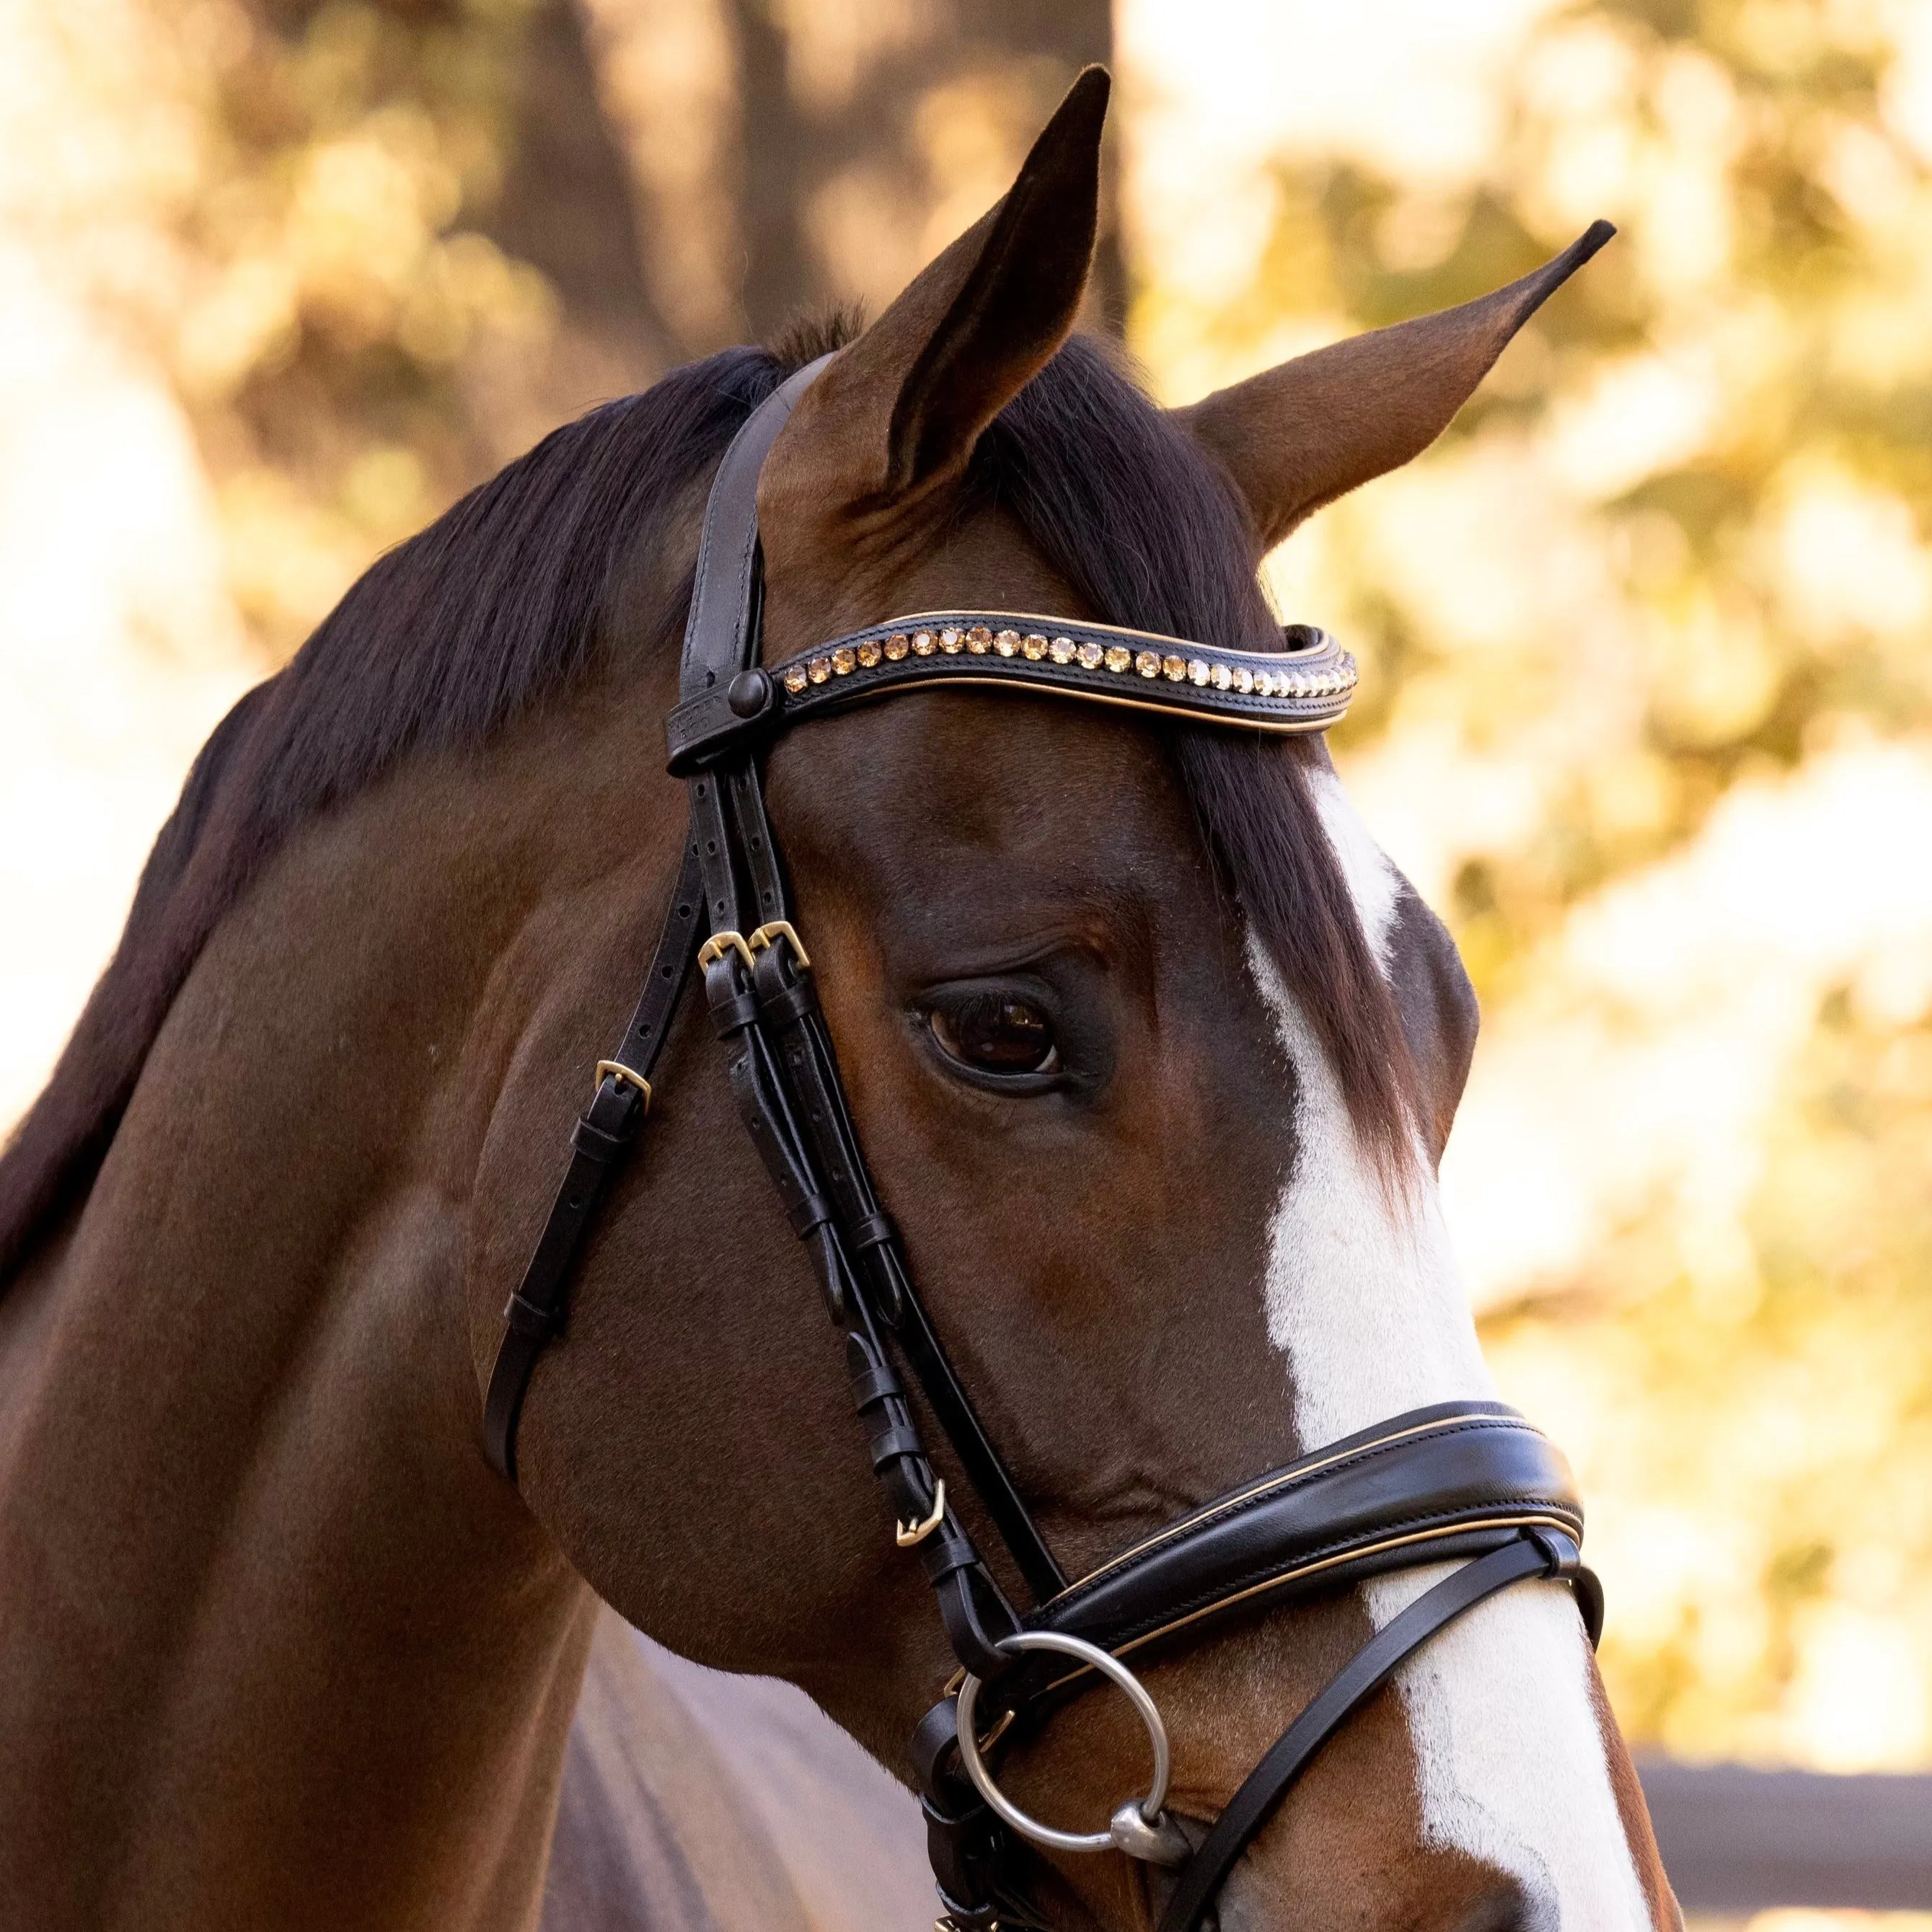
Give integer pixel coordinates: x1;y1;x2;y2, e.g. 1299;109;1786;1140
728;667;772;717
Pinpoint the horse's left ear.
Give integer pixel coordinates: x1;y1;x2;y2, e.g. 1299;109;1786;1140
762;66;1108;535
1174;222;1615;552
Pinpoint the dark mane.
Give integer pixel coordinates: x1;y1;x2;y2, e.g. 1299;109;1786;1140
0;326;1410;1281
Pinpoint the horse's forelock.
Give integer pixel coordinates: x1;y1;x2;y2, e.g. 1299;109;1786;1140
973;338;1421;1170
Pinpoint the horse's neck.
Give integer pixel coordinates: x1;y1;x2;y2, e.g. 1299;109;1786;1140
0;718;642;1932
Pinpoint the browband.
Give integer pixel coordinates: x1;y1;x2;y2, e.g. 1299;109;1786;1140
665;614;1357;772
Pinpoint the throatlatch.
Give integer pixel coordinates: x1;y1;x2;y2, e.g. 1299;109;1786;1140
482;359;1603;1932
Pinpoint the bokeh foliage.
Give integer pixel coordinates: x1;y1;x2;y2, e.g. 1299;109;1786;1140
8;0;1928;1778
1127;0;1932;1766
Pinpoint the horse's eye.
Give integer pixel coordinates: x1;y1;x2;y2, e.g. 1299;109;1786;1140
930;994;1061;1077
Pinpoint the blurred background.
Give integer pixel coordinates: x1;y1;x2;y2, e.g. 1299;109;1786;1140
4;0;1930;1920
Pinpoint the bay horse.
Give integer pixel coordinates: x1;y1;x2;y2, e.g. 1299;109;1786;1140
0;69;1676;1932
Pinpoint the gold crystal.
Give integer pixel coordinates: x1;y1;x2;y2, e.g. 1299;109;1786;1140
1134;649;1160;678
939;628;963;653
808;657;832;684
1103;645;1132;673
782;666;809;694
1022;633;1049;660
886;633;912;661
832;646;857;675
913;631;938;656
1050;636;1077;664
1076;640;1104;669
1162;654;1187;682
1187;658;1210;686
994;629;1021;657
966;625;993;653
857;638;882;667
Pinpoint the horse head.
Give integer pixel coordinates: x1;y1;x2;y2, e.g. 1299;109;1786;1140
0;65;1675;1932
493;69;1674;1932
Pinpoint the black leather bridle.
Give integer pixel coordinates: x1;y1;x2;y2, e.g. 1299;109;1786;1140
482;361;1603;1932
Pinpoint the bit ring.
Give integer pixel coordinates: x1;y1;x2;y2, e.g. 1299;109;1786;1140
954;1630;1183;1861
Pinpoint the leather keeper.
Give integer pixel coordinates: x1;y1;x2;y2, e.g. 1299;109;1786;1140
570;1114;628;1161
849;1362;905;1410
757;976;818;1026
501;1290;560;1340
847;1209;897;1250
706;989;760;1036
788;1192;835;1237
868;1422;925;1468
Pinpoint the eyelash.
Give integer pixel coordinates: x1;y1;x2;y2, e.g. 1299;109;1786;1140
927;992;1062;1080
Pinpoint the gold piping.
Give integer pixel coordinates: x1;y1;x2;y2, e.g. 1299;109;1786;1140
1055;1410;1516;1598
1033;1514;1581;1700
808;676;1348;736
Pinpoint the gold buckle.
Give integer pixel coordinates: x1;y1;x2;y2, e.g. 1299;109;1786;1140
594;1061;651;1111
749;920;811;969
697;930;756;973
896;1478;946;1548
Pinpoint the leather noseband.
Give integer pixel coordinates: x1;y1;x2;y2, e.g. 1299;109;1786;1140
482;360;1602;1931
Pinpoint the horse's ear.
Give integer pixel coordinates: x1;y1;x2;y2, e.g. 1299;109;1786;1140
1174;222;1615;552
766;66;1108;516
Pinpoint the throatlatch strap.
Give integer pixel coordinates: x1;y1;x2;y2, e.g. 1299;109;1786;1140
482;842;703;1481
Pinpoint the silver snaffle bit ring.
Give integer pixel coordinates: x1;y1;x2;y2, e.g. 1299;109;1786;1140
954;1631;1189;1866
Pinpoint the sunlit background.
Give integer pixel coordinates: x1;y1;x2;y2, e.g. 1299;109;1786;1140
5;0;1931;1917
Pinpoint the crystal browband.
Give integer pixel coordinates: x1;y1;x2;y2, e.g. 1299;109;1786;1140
663;612;1358;773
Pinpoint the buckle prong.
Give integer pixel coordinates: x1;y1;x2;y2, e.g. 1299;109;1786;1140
697;930;756;973
749;919;811;969
594;1061;652;1110
896;1478;946;1547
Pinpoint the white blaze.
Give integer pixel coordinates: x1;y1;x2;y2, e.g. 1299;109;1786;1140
1250;770;1651;1928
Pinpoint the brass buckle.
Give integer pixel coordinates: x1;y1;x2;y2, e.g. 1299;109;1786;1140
697;930;756;973
896;1478;946;1548
594;1061;651;1111
749;919;811;969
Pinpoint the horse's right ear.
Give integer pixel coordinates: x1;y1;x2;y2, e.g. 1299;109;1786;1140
761;66;1107;534
1175;222;1615;552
